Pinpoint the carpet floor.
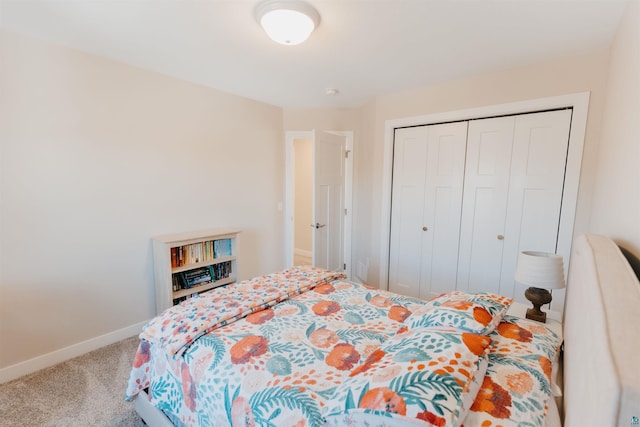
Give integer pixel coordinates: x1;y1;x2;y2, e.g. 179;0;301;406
0;336;146;427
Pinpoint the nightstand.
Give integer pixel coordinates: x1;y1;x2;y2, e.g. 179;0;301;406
507;301;563;338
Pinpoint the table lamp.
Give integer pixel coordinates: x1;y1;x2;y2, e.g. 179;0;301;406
514;251;565;323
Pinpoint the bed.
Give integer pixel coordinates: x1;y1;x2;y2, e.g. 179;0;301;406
126;234;640;426
563;234;640;427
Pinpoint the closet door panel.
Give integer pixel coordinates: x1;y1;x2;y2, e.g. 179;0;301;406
499;109;572;300
457;116;515;294
389;123;467;298
419;122;467;298
389;128;429;297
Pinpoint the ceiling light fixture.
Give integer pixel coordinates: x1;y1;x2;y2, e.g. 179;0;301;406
254;0;320;46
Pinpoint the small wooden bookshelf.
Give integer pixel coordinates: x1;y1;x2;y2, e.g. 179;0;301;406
152;228;240;313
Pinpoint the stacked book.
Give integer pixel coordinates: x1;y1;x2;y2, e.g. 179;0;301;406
172;267;212;291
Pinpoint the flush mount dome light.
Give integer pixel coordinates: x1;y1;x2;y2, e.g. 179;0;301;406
255;0;320;45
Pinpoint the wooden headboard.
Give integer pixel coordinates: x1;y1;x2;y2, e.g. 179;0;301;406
564;234;640;427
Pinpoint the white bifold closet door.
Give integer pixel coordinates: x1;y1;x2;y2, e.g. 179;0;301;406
388;109;572;301
457;109;572;300
388;122;467;298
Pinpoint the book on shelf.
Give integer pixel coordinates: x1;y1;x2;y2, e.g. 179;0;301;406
183;267;212;288
172;292;202;305
171;248;178;268
171;238;233;269
172;273;188;291
214;239;232;258
173;296;187;304
172;262;234;292
212;261;232;280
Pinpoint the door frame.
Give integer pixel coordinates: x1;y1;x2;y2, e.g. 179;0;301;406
285;130;354;277
379;92;590;308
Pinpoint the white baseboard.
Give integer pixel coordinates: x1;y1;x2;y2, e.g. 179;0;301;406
294;248;312;258
0;320;149;384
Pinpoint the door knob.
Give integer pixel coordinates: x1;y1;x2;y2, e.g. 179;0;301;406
310;223;326;229
422;226;428;231
497;234;504;240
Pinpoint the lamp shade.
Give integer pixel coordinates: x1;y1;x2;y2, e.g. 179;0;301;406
255;0;320;45
514;251;565;290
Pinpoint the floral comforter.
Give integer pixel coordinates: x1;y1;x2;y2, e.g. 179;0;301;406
126;267;561;427
126;266;428;426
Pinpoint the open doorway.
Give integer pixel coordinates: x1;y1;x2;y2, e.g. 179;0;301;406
293;138;313;266
284;130;353;277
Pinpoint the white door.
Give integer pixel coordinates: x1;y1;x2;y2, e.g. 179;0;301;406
456;116;516;294
312;130;346;271
389;122;467;298
498;109;572;300
457;110;571;297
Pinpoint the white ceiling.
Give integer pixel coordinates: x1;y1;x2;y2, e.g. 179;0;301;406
0;0;629;108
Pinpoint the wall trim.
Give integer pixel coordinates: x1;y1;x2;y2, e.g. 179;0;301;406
0;320;148;384
284;130;354;277
379;92;591;313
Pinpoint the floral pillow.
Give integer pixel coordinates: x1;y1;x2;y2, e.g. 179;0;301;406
406;291;513;335
324;327;492;427
460;316;562;427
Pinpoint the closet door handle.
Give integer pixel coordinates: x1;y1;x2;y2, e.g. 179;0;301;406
311;223;326;229
497;234;504;240
422;226;428;232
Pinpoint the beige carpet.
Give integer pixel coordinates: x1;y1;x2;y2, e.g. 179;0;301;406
0;336;146;427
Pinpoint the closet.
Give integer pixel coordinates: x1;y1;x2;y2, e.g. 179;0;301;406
388;109;572;301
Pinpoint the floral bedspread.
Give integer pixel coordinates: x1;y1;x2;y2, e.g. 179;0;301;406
138;265;346;358
126;268;561;427
461;315;561;427
126;270;427;426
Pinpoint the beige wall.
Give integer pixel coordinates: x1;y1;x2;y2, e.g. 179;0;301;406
353;101;377;283
589;1;640;257
0;31;285;369
283;108;362;134
294;139;312;254
356;50;611;287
